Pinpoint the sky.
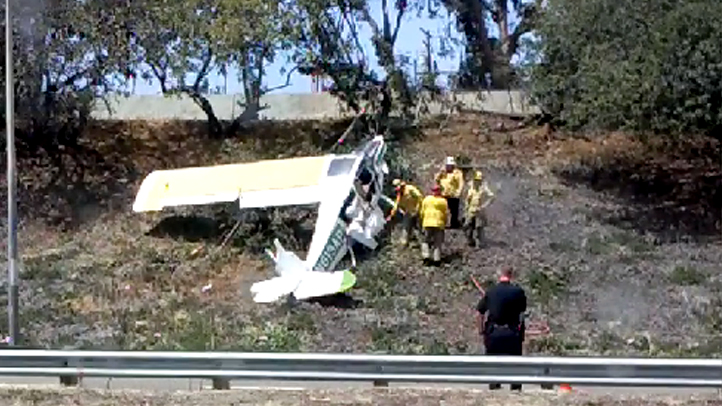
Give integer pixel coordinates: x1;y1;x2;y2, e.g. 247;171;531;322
129;1;526;96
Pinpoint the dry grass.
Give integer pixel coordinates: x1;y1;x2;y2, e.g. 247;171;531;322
0;113;719;355
2;118;353;350
399;114;721;356
1;387;720;406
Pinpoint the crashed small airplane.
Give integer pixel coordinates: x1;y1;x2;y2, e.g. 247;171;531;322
132;135;394;304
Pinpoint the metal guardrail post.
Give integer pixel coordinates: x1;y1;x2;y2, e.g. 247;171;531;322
59;358;79;388
212;357;231;389
373;361;389;387
212;377;231;390
541;367;554;390
59;346;79;387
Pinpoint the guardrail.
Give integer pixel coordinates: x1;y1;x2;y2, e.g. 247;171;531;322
0;350;720;390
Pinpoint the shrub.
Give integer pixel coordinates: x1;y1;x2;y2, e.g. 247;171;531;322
530;0;722;137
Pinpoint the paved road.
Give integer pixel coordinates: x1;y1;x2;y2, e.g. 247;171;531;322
0;377;718;397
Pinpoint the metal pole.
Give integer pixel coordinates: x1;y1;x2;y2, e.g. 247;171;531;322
5;0;19;346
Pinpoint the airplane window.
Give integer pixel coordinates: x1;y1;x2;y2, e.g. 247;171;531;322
327;157;357;177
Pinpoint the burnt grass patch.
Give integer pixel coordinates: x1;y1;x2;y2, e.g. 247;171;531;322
554;137;721;244
0;116;720;356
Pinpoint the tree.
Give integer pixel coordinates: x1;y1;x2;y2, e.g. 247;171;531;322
121;0;301;136
1;0;134;156
120;0;227;136
530;0;722;136
444;0;543;89
418;28;441;94
291;0;384;128
359;0;417;119
210;0;297;129
292;0;436;134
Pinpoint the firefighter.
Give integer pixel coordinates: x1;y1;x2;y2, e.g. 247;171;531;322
435;156;464;229
464;170;496;247
387;179;424;246
419;184;449;264
476;266;527;391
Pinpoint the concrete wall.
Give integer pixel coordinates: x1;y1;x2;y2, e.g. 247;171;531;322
91;90;540;121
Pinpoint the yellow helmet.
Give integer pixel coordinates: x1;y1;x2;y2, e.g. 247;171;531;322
392;179;403;187
473;171;483;181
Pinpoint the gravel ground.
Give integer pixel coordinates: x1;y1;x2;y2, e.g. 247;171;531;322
1;387;721;406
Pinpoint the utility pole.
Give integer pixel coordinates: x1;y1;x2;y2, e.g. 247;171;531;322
6;0;20;346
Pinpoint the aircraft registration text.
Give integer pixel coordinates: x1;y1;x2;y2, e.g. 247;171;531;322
313;220;347;271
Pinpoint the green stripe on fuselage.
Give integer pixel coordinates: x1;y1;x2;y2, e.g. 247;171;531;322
313;219;347;271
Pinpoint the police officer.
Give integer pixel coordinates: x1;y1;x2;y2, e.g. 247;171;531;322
476;266;527;391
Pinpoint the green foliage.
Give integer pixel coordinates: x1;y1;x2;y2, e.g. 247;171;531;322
289;0;385;121
1;0;134;150
369;325;452;355
668;266;707;286
524;266;568;308
4;0;451;147
117;0;296;135
444;0;541;90
531;0;722;136
292;0;440;132
526;335;583;355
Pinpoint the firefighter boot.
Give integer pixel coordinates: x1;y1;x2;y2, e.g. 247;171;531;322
476;225;486;247
465;225;476;248
399;229;409;246
432;247;441;263
421;243;430;260
463;217;476;247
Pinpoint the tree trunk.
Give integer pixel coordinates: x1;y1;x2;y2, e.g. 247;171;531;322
189;93;224;138
443;0;495;89
492;0;514;88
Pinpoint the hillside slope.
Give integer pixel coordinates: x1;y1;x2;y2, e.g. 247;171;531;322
0;115;719;355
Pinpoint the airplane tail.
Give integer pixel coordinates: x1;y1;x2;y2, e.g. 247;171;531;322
265;238;308;276
250;240;359;304
251;239;306;303
250;277;298;303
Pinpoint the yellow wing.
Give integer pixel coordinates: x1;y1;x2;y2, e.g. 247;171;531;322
132;155;344;212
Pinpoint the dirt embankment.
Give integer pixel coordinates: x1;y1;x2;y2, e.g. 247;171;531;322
0;114;719;356
1;388;721;406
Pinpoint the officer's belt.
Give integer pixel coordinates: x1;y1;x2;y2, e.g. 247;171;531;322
487;323;522;331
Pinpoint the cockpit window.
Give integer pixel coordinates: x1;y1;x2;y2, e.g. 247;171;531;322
357;167;373;185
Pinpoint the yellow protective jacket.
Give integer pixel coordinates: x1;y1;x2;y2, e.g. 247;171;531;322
420;195;449;229
435;168;465;198
390;183;423;217
465;181;495;217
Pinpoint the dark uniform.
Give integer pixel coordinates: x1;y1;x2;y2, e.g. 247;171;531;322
476;279;527;391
